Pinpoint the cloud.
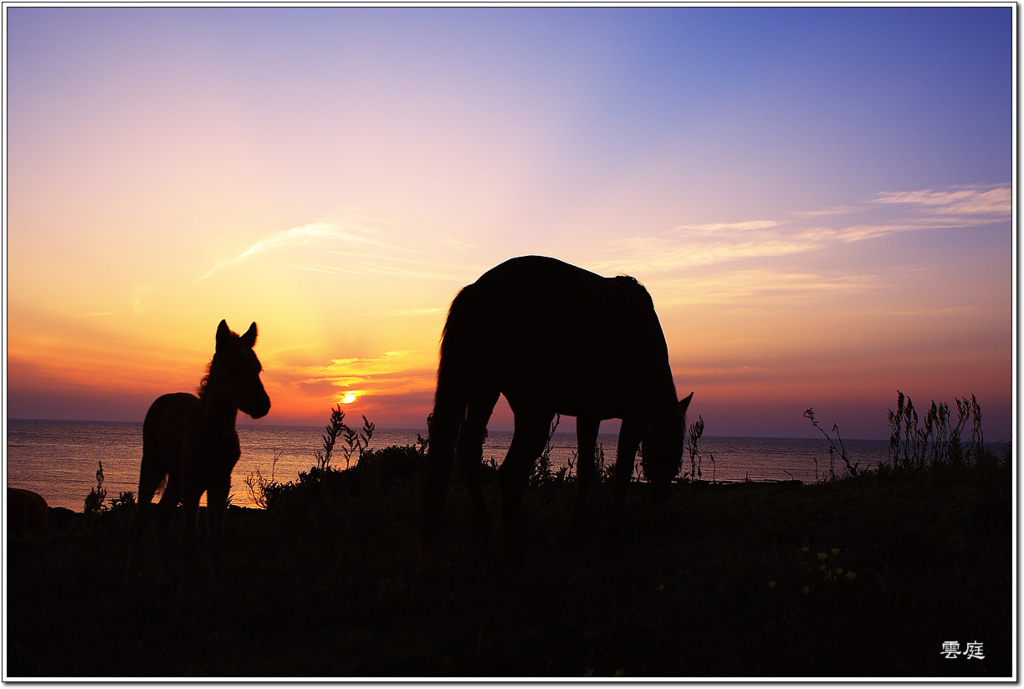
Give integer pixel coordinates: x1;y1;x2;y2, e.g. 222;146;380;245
646;269;880;306
132;284;153;315
593;183;1010;274
200;218;484;284
593;225;821;274
271;350;437;406
672;220;781;233
872;184;1011;218
200;221;390;280
791;206;860;218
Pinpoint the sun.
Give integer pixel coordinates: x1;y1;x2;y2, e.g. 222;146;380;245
340;391;358;405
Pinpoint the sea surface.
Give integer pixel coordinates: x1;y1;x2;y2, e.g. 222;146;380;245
6;419;896;511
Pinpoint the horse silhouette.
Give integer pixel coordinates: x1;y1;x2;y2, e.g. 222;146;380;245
124;320;270;612
7;487;49;534
418;256;692;566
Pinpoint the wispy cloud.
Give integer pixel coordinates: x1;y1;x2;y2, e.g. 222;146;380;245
872;183;1011;222
672;220;781;233
200;222;389;280
593;183;1010;274
646;269;880;306
200;219;484;284
132;284;153;315
594;226;820;273
438;234;475;250
791;205;860;218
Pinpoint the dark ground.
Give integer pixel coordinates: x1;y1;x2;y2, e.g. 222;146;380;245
5;446;1014;679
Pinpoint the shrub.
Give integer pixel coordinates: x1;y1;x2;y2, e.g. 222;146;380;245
245;451;282;509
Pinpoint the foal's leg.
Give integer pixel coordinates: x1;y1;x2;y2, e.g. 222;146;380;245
607;417;646;553
124;452;167;589
205;475;231;609
498;412;553;567
570;415;600;537
176;486;202;616
457;389;500;550
154;473;182;599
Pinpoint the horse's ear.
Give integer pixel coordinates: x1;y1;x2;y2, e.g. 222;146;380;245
680;392;694;415
240;322;258;348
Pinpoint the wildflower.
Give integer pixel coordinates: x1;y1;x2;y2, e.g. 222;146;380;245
845;571;856;580
801;546;810;553
837;567;844;576
768;580;777;589
817;552;828;560
831;548;841;555
802;586;810;595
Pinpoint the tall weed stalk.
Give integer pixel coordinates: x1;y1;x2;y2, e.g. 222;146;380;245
84;461;107;514
804;408;859;480
531;414;561;485
684;415;714;482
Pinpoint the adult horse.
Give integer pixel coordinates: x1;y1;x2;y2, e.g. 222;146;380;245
418;256;692;566
124;320;270;612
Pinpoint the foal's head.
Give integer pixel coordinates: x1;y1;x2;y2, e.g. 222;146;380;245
202;320;271;419
641;391;693;499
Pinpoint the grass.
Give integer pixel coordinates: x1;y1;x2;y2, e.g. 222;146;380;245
5;400;1013;679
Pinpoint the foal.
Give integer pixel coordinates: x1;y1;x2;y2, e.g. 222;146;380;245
124;320;270;612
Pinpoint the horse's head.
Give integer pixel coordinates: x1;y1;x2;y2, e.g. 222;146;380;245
211;319;271;419
641;390;693;500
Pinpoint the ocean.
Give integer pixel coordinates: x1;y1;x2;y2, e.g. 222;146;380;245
5;419;894;511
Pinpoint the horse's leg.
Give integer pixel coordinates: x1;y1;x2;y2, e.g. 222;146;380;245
607;417;646;554
205;475;230;610
176;486;202;617
154;473;182;600
124;452;167;589
498;412;553;567
457;389;500;551
570;415;600;537
418;412;460;568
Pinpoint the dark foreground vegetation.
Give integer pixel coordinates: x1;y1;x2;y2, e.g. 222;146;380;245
6;398;1013;678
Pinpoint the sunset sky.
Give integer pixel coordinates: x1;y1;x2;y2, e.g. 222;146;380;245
4;6;1015;440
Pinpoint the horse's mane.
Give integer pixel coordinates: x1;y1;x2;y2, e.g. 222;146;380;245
613;274;655;308
614;274;643;289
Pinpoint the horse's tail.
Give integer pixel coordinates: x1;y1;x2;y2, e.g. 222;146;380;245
417;284;481;567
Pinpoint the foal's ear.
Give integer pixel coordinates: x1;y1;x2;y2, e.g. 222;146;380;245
240;322;258;348
680;392;694;415
216;319;232;346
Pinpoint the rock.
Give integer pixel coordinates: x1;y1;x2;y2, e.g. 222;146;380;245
7;487;49;534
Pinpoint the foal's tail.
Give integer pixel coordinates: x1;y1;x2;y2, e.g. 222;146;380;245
417;284;481;567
